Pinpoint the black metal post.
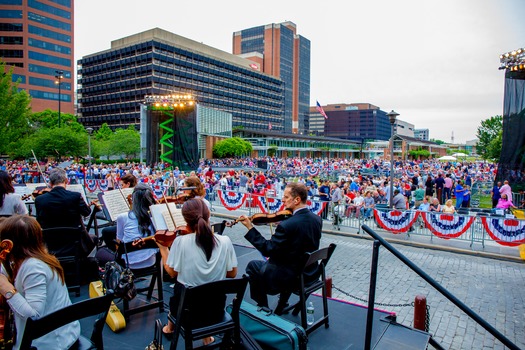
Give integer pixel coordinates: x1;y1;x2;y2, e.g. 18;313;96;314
364;240;380;350
55;70;63;127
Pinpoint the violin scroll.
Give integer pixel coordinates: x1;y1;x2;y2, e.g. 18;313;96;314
0;240;13;262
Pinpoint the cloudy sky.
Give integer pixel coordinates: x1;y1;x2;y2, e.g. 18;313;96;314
75;0;525;143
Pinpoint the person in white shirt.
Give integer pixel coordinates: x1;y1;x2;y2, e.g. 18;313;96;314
0;171;28;216
157;198;237;345
0;215;80;350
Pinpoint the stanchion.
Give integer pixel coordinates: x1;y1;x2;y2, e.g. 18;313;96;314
413;295;427;331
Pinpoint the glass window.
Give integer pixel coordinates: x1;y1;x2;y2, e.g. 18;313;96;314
49;0;71;7
29;64;71;78
0;23;23;31
11;74;25;84
28;12;71;31
29;76;71;90
0;36;23;45
28;25;71;43
29;51;71;67
2;0;22;4
0;10;22;18
0;49;23;58
28;38;70;54
28;0;71;19
30;89;71;102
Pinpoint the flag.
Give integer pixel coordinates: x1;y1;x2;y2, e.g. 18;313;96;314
268;122;272;130
316;101;328;119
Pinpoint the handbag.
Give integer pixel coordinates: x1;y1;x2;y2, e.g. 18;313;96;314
104;242;137;301
145;319;163;350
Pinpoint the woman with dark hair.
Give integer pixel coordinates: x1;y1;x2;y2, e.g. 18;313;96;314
0;215;80;349
158;198;237;344
0;170;28;216
116;183;157;269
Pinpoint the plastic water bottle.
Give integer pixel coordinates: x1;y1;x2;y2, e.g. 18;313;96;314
306;302;315;325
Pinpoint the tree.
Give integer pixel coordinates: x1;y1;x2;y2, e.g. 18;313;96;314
109;126;140;159
14;127;87;160
95;123;112;141
213;137;252;158
0;61;32;154
476;115;503;160
430;139;446;145
30;110;83;131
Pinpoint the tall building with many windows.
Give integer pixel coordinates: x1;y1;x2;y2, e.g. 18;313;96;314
0;0;74;114
233;21;310;135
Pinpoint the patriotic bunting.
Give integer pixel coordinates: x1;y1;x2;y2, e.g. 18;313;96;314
256;195;284;213
85;179;98;193
374;209;419;234
217;190;247;211
306;166;320;177
481;217;525;246
421;212;475;239
307;200;327;216
98;180;109;192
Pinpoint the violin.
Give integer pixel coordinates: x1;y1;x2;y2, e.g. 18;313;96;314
156;193;190;205
132;226;191;248
225;209;293;228
31;186;51;198
0;239;14;348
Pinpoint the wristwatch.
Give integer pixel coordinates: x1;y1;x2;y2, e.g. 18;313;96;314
4;289;16;300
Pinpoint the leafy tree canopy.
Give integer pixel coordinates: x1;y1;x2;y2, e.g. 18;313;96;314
476;115;503;160
213;137;252;158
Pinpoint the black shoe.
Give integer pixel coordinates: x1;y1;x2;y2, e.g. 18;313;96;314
274;302;289;316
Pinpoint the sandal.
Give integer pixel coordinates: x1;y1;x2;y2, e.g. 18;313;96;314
162;324;174;340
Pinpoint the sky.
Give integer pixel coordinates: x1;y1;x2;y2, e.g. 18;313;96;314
75;0;525;144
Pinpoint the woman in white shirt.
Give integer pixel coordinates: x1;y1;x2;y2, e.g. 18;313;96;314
116;183;157;269
0;215;79;350
158;198;237;345
0;171;28;216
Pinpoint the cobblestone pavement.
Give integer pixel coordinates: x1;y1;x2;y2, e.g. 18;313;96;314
216;212;525;350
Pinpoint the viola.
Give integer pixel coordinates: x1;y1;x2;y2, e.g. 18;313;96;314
157;193;190;205
31;186;51;198
132;225;190;248
225;209;293;228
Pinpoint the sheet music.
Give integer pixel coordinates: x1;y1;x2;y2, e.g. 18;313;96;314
66;184;88;204
100;188;134;221
150;203;186;231
14;184;35;203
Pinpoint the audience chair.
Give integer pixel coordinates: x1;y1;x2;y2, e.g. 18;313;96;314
168;275;249;350
116;239;164;320
42;226;83;296
19;290;114;350
281;243;337;334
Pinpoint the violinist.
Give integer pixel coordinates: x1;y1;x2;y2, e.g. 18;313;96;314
182;175;211;210
238;182;322;315
157;198;237;343
34;168;95;256
0;170;28;216
116;183;157;269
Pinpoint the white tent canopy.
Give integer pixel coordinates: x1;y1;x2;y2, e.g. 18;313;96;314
452;153;467;157
438;155;457;161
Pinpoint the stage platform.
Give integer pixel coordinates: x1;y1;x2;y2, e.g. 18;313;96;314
72;244;431;349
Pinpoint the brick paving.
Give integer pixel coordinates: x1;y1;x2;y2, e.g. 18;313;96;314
216;211;525;349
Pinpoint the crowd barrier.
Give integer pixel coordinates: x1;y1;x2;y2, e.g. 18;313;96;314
208;189;525;248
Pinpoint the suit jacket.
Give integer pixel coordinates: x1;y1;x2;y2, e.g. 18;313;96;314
245;207;322;288
35;186;91;229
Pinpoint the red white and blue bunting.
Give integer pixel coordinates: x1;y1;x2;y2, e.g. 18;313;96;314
374;209;419;234
98;180;109;192
421;212;475;239
481;217;525;246
306;166;319;177
256;195;284;213
151;185;167;200
307;200;327;216
217;190;247;211
85;179;98;193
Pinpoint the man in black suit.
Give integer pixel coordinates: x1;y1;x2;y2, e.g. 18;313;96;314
239;182;322;313
35;168;94;256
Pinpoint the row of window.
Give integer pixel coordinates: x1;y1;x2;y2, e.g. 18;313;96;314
29;89;71;102
0;23;22;31
0;49;22;57
49;0;71;8
28;12;71;31
28;24;70;43
28;0;71;19
29;64;71;78
29;76;71;90
0;36;22;45
0;10;22;19
28;37;71;54
28;50;71;67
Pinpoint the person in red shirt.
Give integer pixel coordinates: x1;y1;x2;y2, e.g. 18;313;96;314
254;171;266;186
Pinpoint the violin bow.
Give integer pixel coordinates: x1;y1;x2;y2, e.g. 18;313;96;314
114;172;131;210
264;190;275;235
31;149;50;188
160;182;178;231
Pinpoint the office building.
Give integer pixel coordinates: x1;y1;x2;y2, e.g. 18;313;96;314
78;28;284;131
415;128;429;141
317;103;392;141
0;0;74;114
233;21;310;134
394;119;415;138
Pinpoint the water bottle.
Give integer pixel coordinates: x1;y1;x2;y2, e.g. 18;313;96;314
306;301;315;325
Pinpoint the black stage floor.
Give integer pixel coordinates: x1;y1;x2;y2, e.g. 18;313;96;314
72;244;430;349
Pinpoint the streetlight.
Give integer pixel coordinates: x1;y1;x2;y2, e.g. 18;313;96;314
387;110;399;208
55;70;63;127
86;127;93;179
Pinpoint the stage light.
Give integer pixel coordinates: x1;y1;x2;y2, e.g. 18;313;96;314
499;47;525;71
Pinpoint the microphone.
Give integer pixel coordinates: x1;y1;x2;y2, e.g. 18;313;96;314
178;186;197;191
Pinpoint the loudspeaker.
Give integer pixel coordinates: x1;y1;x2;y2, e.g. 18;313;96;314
257;160;268;169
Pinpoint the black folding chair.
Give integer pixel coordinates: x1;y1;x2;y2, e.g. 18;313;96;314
19;290;114;350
